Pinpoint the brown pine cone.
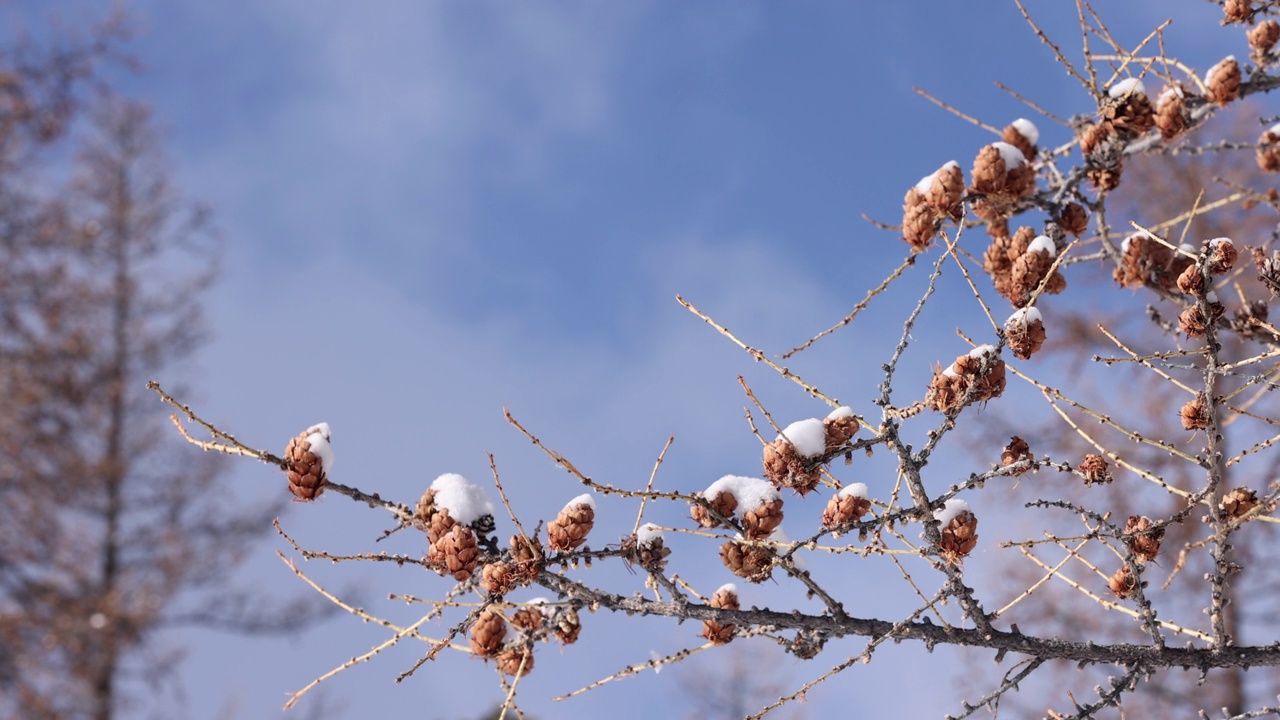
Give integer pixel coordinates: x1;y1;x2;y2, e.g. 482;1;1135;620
1004;307;1046;360
284;423;333;501
431;525;481;582
902;186;938;251
1058;202;1089;236
1007;237;1065;308
1222;487;1260;519
1079;453;1113;485
1124;515;1164;563
922;161;965;221
481;561;518;597
1155;86;1190;139
762;437;821;495
496;645;535;677
626;524;673;571
1223;0;1255;25
468;608;508;658
823;408;860;452
935;500;978;563
1179;299;1225;338
1250;19;1280;63
1000;436;1033;474
414;488;437;526
1180;393;1211;430
1103;79;1155;137
427;507;459;546
700;584;740;644
1258;125;1280;172
548;494;596;552
554;607;582;645
1001;119;1038;163
719;540;774;583
821;485;871;529
741;497;784;541
1176;263;1205;296
691;489;738;529
1207;238;1237;274
926;346;1006;413
970;143;1034;222
1206;56;1242;106
1109;565;1137;599
1253;246;1280;297
1114;234;1177;290
510;604;546;632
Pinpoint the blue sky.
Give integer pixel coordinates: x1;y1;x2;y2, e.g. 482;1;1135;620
18;1;1249;717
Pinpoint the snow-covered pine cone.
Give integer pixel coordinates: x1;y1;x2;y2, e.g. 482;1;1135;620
1000;436;1032;474
935;500;978;563
700;584;740;645
762;436;821;495
740;497;784;541
1206;56;1242;106
1155;85;1190;140
691;489;738;528
1004;307;1046;360
821;486;871;529
1250;20;1280;64
547;494;595;552
1079;453;1113;485
284;424;332;501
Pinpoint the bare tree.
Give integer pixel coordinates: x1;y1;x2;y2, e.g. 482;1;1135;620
155;2;1280;718
0;19;314;720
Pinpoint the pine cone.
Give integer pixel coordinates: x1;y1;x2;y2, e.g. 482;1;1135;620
624;526;673;571
823;411;860;452
821;487;871;529
691;489;738;529
1206;56;1242;106
1223;0;1255;25
922;161;965;221
1114;234;1177;290
496;645;535;677
1079;453;1113;485
1180;393;1211;430
1000;436;1032;474
970;143;1034;223
1004;308;1047;360
1207;238;1238;274
468;608;508;658
902;187;938;251
700;584;740;644
554;607;582;645
548;495;595;552
740;498;784;541
925;346;1006;414
762;437;821;495
284;425;332;501
1001;120;1038;163
1080;121;1124;191
414;488;437;526
1250;19;1280;63
1252;246;1280;296
936;502;978;563
1222;487;1260;519
1123;515;1164;563
1155;86;1189;140
1257;125;1280;172
510;605;545;632
1179;300;1225;337
1103;80;1155;137
1176;263;1205;296
1108;565;1137;599
431;524;481;581
1059;202;1089;236
481;561;518;597
719;540;774;583
427;507;459;546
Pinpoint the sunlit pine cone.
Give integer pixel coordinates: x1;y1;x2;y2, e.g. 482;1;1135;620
951;349;1007;402
1078;453;1113;485
1180;393;1211;430
468;608;508;658
481;561;518;597
547;496;595;552
741;498;784;541
821;490;871;529
1108;565;1137;599
554;607;581;645
985;226;1035;300
1252;247;1280;296
1232;299;1270;338
1004;308;1046;360
1206;56;1242;106
1103;83;1155;137
922;161;965;222
1155;86;1189;140
937;507;979;563
433;524;481;581
1008;246;1065;308
1251;20;1280;64
496;645;535;677
510;605;545;632
790;632;825;660
1000;121;1038;164
1257;125;1280;172
1223;0;1255;25
1176;263;1206;296
823;413;860;453
427;507;459;546
1079;121;1124;191
719;540;774;583
762;437;821;495
700;585;740;645
902;187;938;251
284;429;328;501
969;143;1034;224
1124;515;1164;563
1114;234;1176;290
1207;238;1238;274
691;489;738;529
624;528;673;572
1221;487;1260;519
925;348;1006;414
1000;436;1032;475
1059;202;1089;236
1179;300;1225;337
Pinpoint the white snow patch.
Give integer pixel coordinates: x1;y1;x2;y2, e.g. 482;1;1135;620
1206;290;1220;303
991;141;1026;169
703;475;780;514
914;160;960;193
968;344;998;360
562;493;596;512
636;522;663;547
1269;122;1280;136
1210;237;1234;250
778;418;827;458
303;422;335;473
826;406;855;421
942;365;960;378
934;498;972;526
716;583;738;597
1027;235;1056;256
429;473;496;526
1011;118;1039;145
838;482;868;499
1109;77;1147;98
1006;307;1043;326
